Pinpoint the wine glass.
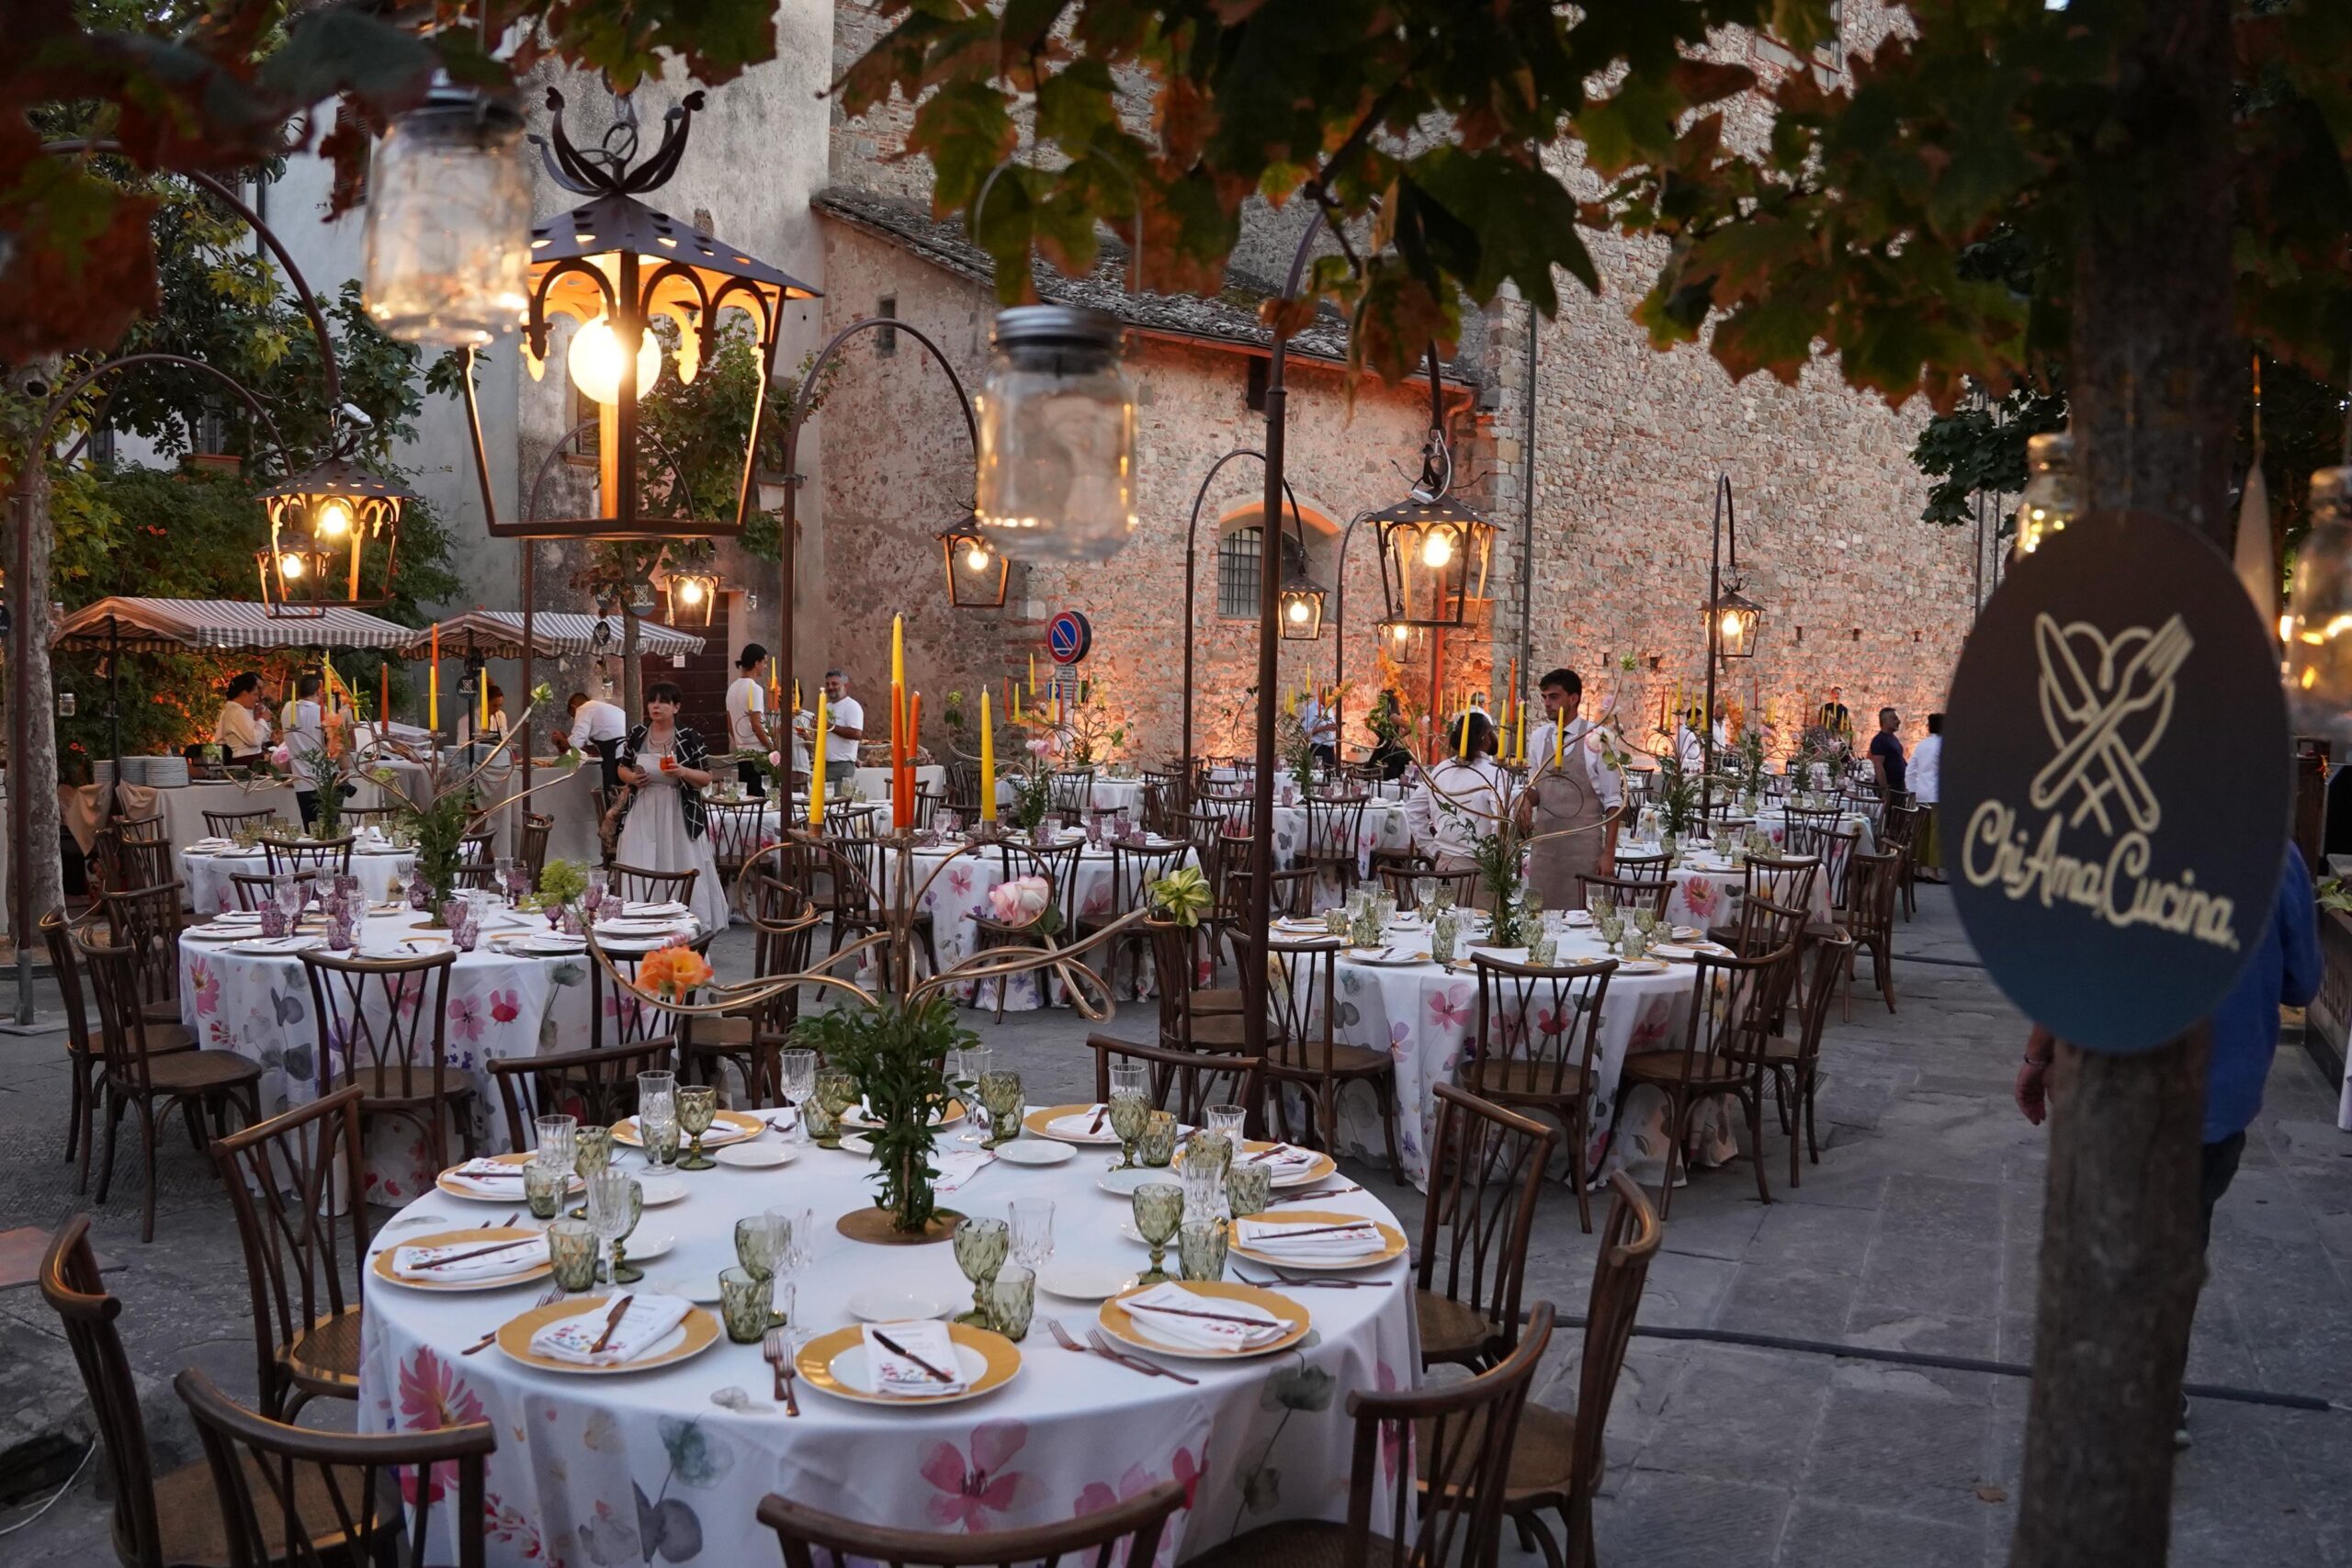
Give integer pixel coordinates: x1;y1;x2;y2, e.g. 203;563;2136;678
1131;1183;1183;1287
779;1048;818;1145
1107;1061;1149;1170
582;871;607;920
675;1085;718;1169
978;1069;1023;1150
952;1215;1009;1327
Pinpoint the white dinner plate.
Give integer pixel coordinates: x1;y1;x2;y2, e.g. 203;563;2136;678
714;1142;795;1170
636;1175;690;1206
816;1340;1005;1405
1350;948;1432;966
993;1139;1074;1167
1097;1167;1172;1197
836;1133;876;1157
224;937;323;956
1615;959;1669;976
1037;1262;1140;1301
846;1289;954;1324
623;1232;676;1262
650;1272;724;1304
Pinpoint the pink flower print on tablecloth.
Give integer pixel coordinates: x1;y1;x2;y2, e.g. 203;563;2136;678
1680;874;1722;923
922;1419;1031;1530
1628;993;1675;1052
189;957;221;1017
1074;1446;1204;1568
396;1347;486;1505
1427;985;1472;1033
488;987;521;1024
948;865;973;898
447;993;485;1045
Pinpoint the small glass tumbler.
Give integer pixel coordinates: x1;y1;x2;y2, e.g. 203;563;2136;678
1182;1159;1226;1224
736;1213;786;1280
1430;911;1461;965
1132;1182;1184;1287
676;1085;718;1170
546;1219;600;1296
641;1115;681;1167
1530;931;1558;966
1178;1219;1229;1282
978;1070;1024;1150
719;1267;773;1344
989;1264;1036;1342
523;1159;567;1220
953;1215;1010;1327
1182;1130;1232;1185
638;1070;677;1129
1226;1161;1274;1220
802;1092;843;1146
1136;1110;1179;1168
574;1126;612;1182
442;897;473;948
1009;1198;1055;1269
325;910;355;952
1206;1103;1247;1155
535;1113;578;1170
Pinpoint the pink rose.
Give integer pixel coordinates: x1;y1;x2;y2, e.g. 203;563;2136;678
269;745;292;768
987;874;1051;924
1024;738;1053;759
766;750;783;767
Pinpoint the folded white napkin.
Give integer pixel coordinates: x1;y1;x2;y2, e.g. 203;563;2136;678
863;1320;967;1396
1120;1282;1287;1351
1047;1105;1114;1140
623;900;692;919
530;1294;692;1366
1235;1216;1386;1262
390;1235;545;1281
932;1150;993;1193
439;1158;533;1197
187;837;233;852
215;910;264;923
1240;1143;1317;1172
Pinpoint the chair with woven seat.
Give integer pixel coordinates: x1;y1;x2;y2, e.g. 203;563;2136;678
209;1085;368;1423
1839;848;1901;1016
970;841;1082;1021
1263;937;1404;1170
1192;1303;1555;1568
1414;1082;1557;1372
492;1038;679;1148
203;807;279;840
262;835;355;877
101;880;191;1031
77;928;260;1241
1608;943;1797;1217
1576;874;1670;921
177;1365;493;1568
299;948;469;1168
1449;1175;1661;1568
611;862;699;908
763;1479;1182;1568
1144;918;1251;1049
1464;954;1612;1231
39;1215;390;1568
1087;1032;1266;1131
1726;933;1852;1187
44;907;191;1196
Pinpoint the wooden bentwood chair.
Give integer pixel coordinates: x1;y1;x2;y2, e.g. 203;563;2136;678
1464;953;1614;1231
1414;1082;1558;1371
763;1480;1183;1568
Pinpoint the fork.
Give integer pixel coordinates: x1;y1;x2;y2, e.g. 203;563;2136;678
1232;1269;1367;1291
1046;1318;1159;1380
1267;1185;1364;1206
1089;1326;1200;1385
763;1327;798;1416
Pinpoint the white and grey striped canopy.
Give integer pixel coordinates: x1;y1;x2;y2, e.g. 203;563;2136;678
405;611;707;660
52;597;416;653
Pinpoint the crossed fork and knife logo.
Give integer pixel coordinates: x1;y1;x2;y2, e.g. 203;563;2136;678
2030;612;2193;837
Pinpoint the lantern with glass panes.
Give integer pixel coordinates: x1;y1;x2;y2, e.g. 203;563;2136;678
464;87;820;541
938;515;1010;608
666;564;719;626
1371;362;1496;628
1276;498;1328;641
255;452;411;615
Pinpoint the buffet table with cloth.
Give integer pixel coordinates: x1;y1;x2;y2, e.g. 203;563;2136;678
1309;914;1737;1192
1612;839;1838;932
358;1120;1417;1567
176;838;418;916
178;901;703;1204
862;833;1197;1011
149;779;304;857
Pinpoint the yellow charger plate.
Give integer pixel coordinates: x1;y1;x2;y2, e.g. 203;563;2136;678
1023;1103;1122;1145
842;1097;967;1132
495;1298;720;1374
435;1150;584;1203
796;1323;1021;1406
369;1227;548;1292
611;1109;764;1147
1098;1280;1311;1360
1227;1210;1408;1272
1183;1139;1338;1190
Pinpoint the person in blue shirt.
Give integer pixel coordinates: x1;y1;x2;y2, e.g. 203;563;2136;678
2014;843;2321;1446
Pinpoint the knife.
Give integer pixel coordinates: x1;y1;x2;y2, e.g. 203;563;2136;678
588;1294;634;1355
871;1329;956;1383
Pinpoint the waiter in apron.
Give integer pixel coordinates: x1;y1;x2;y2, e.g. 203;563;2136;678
1520;668;1623;909
560;690;631;792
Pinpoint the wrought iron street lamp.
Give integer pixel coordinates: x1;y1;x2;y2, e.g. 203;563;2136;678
1279;566;1328;640
1372;355;1496;629
254;453;411;614
1706;586;1762;660
666;564;719;626
362;77;532;347
938;516;1010;609
1698;474;1759;824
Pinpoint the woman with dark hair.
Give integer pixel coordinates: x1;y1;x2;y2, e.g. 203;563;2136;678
611;681;728;931
212;671;272;764
1404;708;1512;905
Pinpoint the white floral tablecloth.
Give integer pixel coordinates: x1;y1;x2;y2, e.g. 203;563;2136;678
1264;803;1411;908
1611;845;1838;934
361;1119;1417;1568
176;845;417;915
1320;921;1736;1191
178;906;681;1204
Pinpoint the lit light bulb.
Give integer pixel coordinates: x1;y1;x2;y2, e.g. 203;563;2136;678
566;316;662;406
315;498;355;538
279;553;306;580
1390;625;1408;646
1721;610;1743;637
677;577;706;606
1287;598;1309;624
966;544;992;572
1421;529;1454;569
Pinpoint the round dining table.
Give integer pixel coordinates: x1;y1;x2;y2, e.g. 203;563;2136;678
1614;837;1837;933
178;901;704;1204
1310;914;1735;1192
358;1119;1418;1567
175;840;418;915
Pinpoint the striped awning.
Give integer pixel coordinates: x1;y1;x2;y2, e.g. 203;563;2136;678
405;611;707;660
52;597;417;653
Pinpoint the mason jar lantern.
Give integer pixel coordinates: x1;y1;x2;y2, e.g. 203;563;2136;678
362;79;531;347
2014;431;2078;558
973;306;1139;563
2284;466;2352;738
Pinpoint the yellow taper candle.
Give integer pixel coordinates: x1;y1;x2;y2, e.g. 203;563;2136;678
979;699;997;820
1555;707;1566;768
891;614;904;692
810;690;828;827
1457;703;1471;761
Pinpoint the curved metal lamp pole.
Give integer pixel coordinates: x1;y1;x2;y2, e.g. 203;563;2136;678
773;316;979;784
1698;473;1736;829
1179;448;1304;801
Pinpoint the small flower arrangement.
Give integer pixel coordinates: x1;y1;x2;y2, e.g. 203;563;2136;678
1148;864;1213;928
527;858;589;913
986;874;1059;933
637;939;715;1001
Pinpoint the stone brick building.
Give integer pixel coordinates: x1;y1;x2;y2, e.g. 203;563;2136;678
806;0;1976;771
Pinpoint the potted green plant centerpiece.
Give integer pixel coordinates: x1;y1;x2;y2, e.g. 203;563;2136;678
401;787;477;927
794;996;979;1242
1471;822;1531;948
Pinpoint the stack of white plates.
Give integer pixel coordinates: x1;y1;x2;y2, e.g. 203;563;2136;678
93;760;114;787
115;757;148;785
145;756;189;788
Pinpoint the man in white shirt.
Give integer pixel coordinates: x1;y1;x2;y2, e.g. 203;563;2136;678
1522;668;1623;907
1674;708;1705;773
809;667;865;794
560;690;630;792
726;643;774;796
213;671;272;762
1910;711;1943;880
280;674;330;829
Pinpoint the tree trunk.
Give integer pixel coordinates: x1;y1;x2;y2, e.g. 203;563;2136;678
6;367;65;988
621;603;642;721
2010;0;2236;1561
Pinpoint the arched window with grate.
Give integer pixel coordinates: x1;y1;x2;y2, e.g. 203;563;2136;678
1216;523;1307;620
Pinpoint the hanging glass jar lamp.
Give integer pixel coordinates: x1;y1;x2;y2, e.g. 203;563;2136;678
362;77;532;347
2284;466;2352;738
973;306;1139;563
2014;431;2079;558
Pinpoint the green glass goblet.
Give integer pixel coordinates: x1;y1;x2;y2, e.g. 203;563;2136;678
811;1069;856;1148
675;1085;718;1170
1107;1093;1149;1171
719;1267;773;1345
1132;1182;1184;1287
523;1160;567;1221
546;1219;600;1297
802;1093;843;1146
1178;1218;1229;1282
736;1213;786;1281
978;1069;1024;1150
1181;1129;1231;1184
1225;1161;1274;1220
952;1216;1010;1327
567;1126;611;1218
1136;1110;1179;1168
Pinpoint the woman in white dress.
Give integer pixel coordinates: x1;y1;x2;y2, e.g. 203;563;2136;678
610;682;729;931
1404;712;1514;907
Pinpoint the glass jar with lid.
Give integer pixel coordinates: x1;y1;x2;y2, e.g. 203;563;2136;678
973;306;1139;563
362;78;530;347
